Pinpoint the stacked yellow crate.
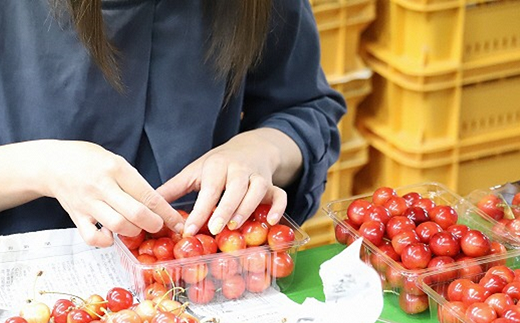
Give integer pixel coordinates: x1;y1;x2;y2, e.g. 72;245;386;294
301;0;375;249
354;0;520;196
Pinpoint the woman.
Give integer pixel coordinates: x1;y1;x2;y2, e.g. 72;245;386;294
0;0;346;247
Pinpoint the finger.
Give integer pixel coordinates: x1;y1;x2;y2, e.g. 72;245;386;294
72;213;114;248
115;164;185;233
226;173;268;230
183;163;227;237
89;200;142;237
209;170;250;233
156;166;199;204
264;186;287;225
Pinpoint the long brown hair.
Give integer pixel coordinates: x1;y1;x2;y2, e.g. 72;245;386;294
55;0;272;98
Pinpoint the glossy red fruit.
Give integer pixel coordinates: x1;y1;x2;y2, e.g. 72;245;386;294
153;237;175;261
372;187;396;206
477;194;505;221
386;216;416;240
266;224;295;250
502;282;520;304
209;256;241;280
400;243;432;270
429;232;460;257
51;299;75;323
363;205;392;226
486;265;516;284
447;278;474;302
402;192;422;207
460;230;491;258
106;287;134;312
5;317;29;323
346;199;373;226
173;236;204;259
384;196;408;217
150;312;182;323
334;220;357;245
512;193;520;218
403;207;429;225
461;284;491;306
411;198;436;213
501;305;520;322
187;278;216;304
253;204;272;225
221;275;246;300
359;220;385;246
485;293;514;317
246;271;271;293
425;256;457;283
399;292;429;314
271;252;295;278
465;302;497;323
429;205;458;230
119;230;146;251
415;221;443;244
66;309;93;323
446;224;470;241
391;230;420;255
479;274;508;295
437;301;467;323
195;234;218;255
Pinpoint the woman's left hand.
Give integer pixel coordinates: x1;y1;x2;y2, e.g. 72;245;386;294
157;128;302;236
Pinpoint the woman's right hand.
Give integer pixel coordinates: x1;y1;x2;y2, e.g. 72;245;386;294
0;140;185;247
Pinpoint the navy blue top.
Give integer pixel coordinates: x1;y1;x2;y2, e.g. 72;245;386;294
0;0;346;234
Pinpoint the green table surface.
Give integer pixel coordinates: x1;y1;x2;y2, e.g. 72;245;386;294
284;244;438;323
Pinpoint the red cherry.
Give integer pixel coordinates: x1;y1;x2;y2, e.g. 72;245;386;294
446;224;470;241
334;220;357;245
477;194;505;221
209;256;241;280
270;252;294;278
266;224;295;250
437;301;467;323
66;309;93;323
221;275;246;300
400;243;432;270
411;198;436;212
240;220;269;247
253;204;271;224
51;299;75;323
106;287;133;312
386;216;416;240
429;205;458;230
152;237;175;261
403;207;430;225
195;234;218;255
429;232;460;257
479;274;508;294
384;196;408;217
485;293;514;317
363;205;392;225
398;292;429;314
391;230;420;255
465;302;497;323
502;305;520;322
502;282;520;303
118;230;146;251
358;220;385;246
512;193;520;218
187;278;216;304
402;192;422;207
461;284;491;306
173;236;204;259
460;230;491;258
415;221;443;244
457;257;484;282
372;187;396;206
5;317;29;323
346;199;373;226
447;278;474;302
246;271;271;293
425;256;457;283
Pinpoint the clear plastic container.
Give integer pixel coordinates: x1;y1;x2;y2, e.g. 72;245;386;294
324;182;520;322
114;202;310;304
418;248;520;323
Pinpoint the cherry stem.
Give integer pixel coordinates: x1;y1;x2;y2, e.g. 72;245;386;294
496;203;520;209
153;287;186;311
29;270;44;302
39;290;87;305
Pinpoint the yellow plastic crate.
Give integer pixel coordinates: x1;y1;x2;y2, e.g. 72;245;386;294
302;132;369;249
359;51;520;153
330;66;373;143
363;0;520;76
313;0;376;78
354;128;520;197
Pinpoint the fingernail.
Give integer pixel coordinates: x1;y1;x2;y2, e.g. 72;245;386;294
174;223;184;234
227;215;244;230
183;224;198;237
209;217;225;235
267;213;279;226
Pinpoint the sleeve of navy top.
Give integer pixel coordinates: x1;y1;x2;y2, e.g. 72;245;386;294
241;0;347;225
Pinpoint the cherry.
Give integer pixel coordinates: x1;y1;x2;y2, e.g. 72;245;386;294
391;230;420;255
346;199;372;226
363;205;392;225
415;221;443;244
402;192;422;207
5;317;29;323
484;293;514;317
20;301;51;323
173;237;204;259
66;309;93;323
358;220;385;246
194;234;218;255
106;287;133;312
429;232;460;257
221;275;246;300
477;194;505;221
411;198;436;212
240;220;269;246
386;216;415;240
253;204;272;225
152;237;175;261
383;196;408;217
51;299;75;323
437;301;467;323
400;243;431;270
465;302;497;323
182;263;209;284
241;250;269;273
403;207;429;225
246;271;271;293
118;230;146;251
447;278;474;302
266;224;295;250
186;278;216;304
209;256;241;280
372;187;396;206
429;205;458;230
398;292;428;314
108;309;142;323
270;252;295;278
460;230;491;258
479;274;508;295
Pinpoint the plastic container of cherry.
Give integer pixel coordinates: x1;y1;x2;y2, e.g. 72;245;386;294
113;202;310;305
323;182;520;323
467;180;520;242
418;248;520;323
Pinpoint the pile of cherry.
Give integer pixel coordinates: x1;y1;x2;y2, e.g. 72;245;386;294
334;186;509;315
117;204;296;305
5;285;202;323
438;264;520;323
477;192;520;239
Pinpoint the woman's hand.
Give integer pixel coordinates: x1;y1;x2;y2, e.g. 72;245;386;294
0;140;185;247
157;128;302;237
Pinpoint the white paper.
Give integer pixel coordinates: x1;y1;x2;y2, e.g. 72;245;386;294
0;229;131;321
